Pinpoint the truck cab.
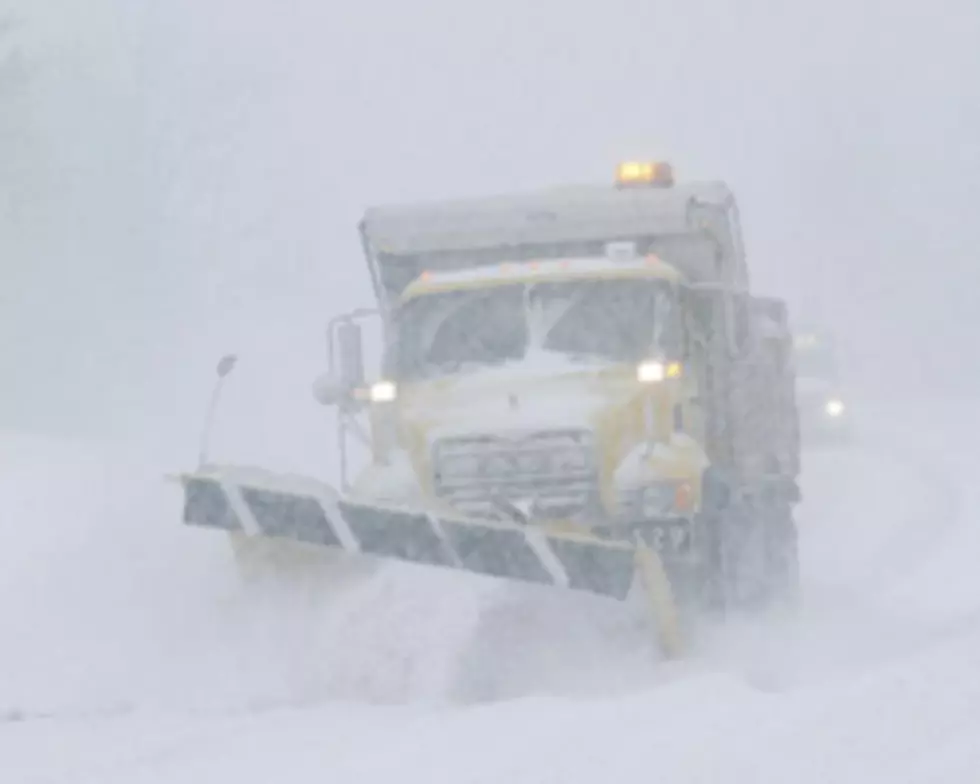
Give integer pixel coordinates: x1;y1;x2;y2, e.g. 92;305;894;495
313;162;801;609
347;248;709;539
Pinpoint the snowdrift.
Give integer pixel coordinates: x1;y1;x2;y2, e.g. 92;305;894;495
4;396;980;783
0;431;487;717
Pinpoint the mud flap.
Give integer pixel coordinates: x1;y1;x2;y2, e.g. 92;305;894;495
177;467;682;654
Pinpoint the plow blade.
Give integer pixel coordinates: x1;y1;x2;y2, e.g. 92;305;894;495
179;467;634;599
177;466;682;655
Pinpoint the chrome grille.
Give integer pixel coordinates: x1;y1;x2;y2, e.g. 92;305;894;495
432;429;599;520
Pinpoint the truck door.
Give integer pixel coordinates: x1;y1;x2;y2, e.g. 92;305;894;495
676;287;707;444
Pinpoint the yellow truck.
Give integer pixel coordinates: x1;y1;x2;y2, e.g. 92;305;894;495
179;162;802;657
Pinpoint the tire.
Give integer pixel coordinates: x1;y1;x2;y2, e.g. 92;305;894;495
694;467;734;616
696;470;801;618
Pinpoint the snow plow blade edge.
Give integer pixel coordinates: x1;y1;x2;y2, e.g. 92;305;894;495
179;471;637;600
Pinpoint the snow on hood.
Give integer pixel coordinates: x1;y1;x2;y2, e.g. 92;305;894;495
398;353;636;444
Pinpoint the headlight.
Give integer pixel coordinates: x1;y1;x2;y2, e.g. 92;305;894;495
825;398;845;417
637;361;665;383
637;360;682;383
369;380;397;403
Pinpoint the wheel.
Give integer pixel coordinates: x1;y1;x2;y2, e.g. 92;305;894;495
693;467;732;616
695;470;801;617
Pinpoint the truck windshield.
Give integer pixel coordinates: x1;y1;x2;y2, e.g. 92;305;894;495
390;279;674;380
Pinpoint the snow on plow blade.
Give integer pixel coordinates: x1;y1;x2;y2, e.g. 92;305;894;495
178;468;638;600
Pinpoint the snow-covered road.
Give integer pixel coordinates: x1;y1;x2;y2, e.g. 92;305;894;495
3;396;980;783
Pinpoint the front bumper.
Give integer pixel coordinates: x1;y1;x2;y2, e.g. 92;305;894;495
588;515;696;562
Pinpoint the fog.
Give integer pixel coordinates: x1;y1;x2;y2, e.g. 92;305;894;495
5;6;980;778
3;0;979;466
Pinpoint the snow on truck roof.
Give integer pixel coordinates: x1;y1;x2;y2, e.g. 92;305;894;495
401;254;682;299
362;180;733;256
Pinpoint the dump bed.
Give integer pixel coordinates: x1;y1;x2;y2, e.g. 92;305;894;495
360;180;749;312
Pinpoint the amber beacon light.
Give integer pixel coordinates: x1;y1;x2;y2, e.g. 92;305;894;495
615;160;675;188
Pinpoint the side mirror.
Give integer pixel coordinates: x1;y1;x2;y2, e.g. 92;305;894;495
216;353;238;378
335;322;365;389
312;373;348;406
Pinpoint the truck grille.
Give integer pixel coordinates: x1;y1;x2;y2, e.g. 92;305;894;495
432;429;599;521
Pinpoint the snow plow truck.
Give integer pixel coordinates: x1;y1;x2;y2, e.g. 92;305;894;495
177;161;802;658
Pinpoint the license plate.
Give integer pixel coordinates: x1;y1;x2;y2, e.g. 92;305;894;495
638;520;693;556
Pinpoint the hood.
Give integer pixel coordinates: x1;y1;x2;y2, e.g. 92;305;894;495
397;357;644;444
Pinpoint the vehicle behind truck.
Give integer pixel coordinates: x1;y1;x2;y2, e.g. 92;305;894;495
178;161;802;658
793;330;851;444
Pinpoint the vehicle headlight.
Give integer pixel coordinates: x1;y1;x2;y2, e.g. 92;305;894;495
637;360;682;383
637;361;665;383
825;398;845;417
369;380;397;403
